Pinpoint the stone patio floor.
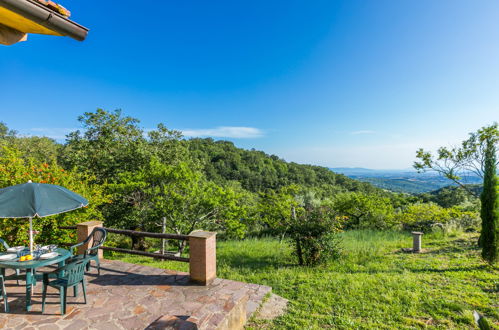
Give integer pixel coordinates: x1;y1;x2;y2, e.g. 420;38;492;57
0;260;271;329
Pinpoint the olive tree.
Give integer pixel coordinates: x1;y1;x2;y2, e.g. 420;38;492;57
414;123;498;262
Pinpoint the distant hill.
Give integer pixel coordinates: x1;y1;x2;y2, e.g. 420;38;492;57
186;139;384;195
330;168;482;194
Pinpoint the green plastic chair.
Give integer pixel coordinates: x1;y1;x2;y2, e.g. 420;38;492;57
0;238;21;285
41;257;90;315
0;275;8;313
69;228;107;275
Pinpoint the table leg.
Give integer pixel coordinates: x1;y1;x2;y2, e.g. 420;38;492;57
25;270;33;311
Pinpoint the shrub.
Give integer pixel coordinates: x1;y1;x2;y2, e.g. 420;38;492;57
332;192;396;230
0;145;108;246
287;206;344;266
396;202;479;233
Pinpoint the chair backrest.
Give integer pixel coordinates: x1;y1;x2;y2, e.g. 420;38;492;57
87;228;107;256
64;258;90;286
0;239;9;251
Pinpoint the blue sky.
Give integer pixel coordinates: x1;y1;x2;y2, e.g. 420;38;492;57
1;0;498;169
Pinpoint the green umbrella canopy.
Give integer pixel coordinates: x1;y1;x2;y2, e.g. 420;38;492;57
0;181;88;218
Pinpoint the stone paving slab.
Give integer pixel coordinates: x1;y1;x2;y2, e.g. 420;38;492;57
0;260;271;329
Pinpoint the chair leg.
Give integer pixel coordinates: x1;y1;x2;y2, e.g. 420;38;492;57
63;287;68;315
82;280;87;304
3;294;7;313
15;269;20;286
59;287;65;315
41;283;47;314
1;279;8;313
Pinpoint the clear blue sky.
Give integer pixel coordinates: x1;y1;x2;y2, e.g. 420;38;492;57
1;0;498;169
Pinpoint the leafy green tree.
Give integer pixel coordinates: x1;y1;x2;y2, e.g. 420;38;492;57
0;145;108;246
420;186;478;209
396;202;479;232
214;181;258;239
480;137;498;263
0;122;60;163
61;109;150;183
332;192;395;229
107;158;234;252
287;205;344;266
415;123;498;197
256;185;301;237
0;122;16;138
147;123;190;165
415;123;498;251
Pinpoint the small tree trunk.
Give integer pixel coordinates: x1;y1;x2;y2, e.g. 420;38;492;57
131;235;147;251
178;240;187;255
295;238;304;265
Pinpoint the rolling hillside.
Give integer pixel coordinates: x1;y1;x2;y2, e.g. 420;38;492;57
331;168;482;194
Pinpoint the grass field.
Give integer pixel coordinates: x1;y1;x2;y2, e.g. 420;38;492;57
106;230;498;329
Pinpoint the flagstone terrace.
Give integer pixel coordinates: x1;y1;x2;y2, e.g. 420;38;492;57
0;260;271;329
0;221;273;329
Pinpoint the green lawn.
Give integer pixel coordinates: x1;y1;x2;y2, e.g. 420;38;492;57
106;230;498;329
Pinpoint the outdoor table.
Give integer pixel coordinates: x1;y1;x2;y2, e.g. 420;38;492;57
0;248;71;311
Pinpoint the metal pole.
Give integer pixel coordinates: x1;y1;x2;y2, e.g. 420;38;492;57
29;217;33;254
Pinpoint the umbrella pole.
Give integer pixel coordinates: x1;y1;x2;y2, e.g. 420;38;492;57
29;217;33;254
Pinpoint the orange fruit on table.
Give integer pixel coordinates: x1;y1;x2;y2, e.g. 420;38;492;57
19;256;26;261
26;255;33;260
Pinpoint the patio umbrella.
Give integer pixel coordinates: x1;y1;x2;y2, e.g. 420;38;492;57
0;180;88;253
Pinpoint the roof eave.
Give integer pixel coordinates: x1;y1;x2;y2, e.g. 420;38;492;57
0;0;88;41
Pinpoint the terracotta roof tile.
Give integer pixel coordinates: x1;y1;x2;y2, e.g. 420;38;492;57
36;0;70;17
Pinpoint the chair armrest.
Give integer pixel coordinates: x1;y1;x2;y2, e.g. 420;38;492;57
69;242;84;255
0;239;9;251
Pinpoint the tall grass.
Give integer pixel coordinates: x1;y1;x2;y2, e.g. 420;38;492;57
106;230;498;329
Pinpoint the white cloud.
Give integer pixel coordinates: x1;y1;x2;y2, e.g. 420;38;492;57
350;130;376;135
181;126;264;139
23;128;76;141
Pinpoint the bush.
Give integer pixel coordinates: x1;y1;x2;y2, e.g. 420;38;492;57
396;202;479;233
331;192;396;230
287;206;344;266
0;145;108;246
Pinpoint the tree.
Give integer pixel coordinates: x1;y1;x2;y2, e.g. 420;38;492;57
60;109;150;183
287;205;344;266
480;137;498;263
414;123;498;198
0;144;108;247
107;157;230;252
414;124;499;253
256;185;301;237
332;192;395;229
0;122;16;138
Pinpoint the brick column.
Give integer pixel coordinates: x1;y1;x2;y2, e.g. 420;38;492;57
76;221;104;259
189;231;217;285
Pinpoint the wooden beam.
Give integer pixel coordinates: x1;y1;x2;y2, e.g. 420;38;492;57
0;22;26;45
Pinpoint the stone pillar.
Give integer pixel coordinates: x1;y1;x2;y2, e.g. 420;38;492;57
76;221;104;259
412;231;423;253
189;231;217;285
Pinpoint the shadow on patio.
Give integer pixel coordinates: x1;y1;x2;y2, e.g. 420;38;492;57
0;259;271;329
